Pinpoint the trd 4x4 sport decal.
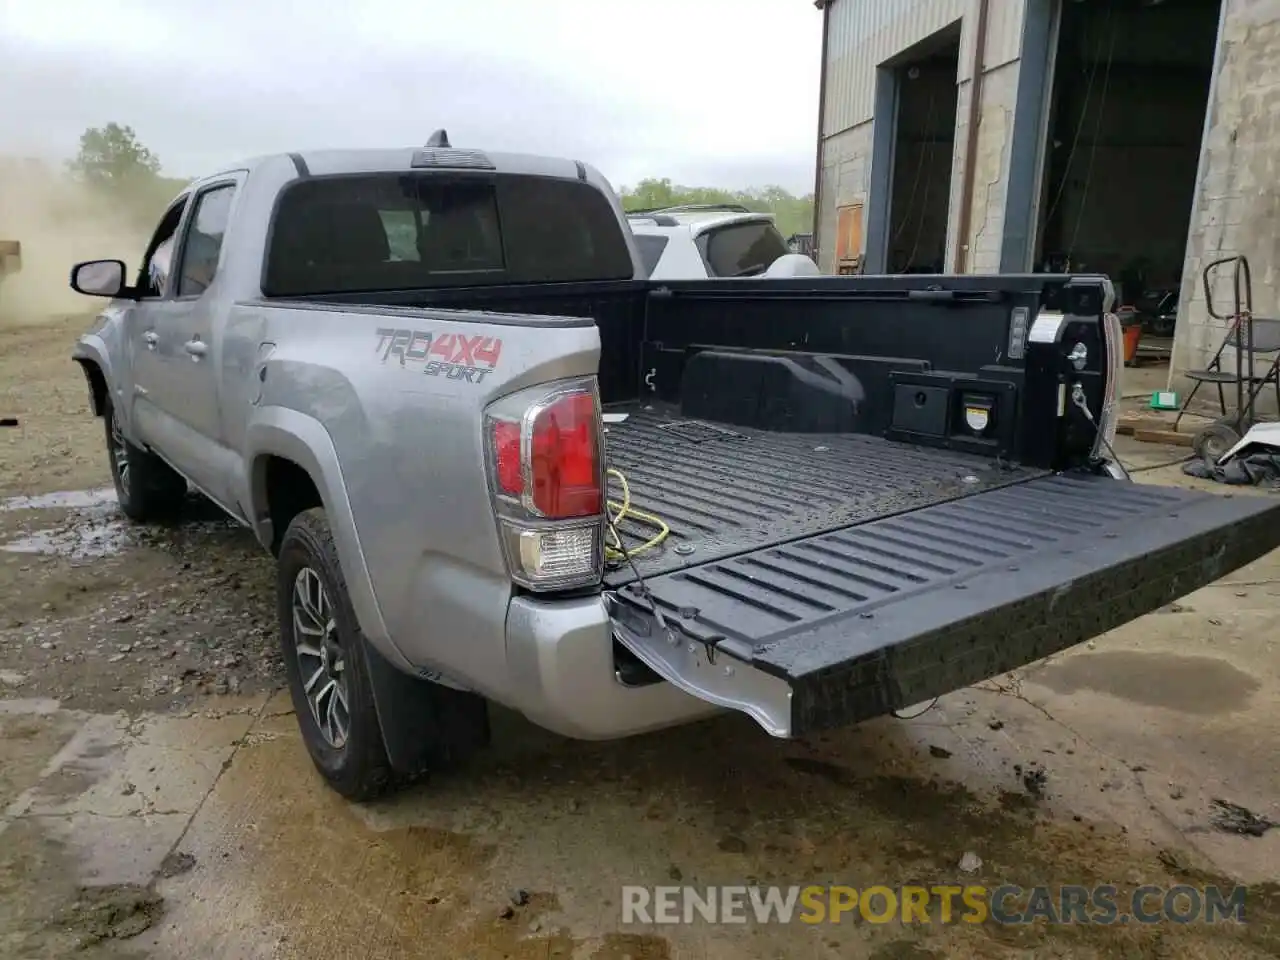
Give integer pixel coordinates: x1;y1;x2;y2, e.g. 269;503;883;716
374;328;503;385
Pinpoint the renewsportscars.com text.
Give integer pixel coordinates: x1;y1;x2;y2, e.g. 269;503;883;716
621;884;1248;926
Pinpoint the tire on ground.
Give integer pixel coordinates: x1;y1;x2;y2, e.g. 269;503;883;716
1192;420;1242;464
277;506;487;801
103;399;187;521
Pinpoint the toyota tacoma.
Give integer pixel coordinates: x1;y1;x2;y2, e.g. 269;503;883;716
68;132;1280;800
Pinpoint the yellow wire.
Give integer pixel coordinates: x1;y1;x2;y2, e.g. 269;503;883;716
605;467;670;562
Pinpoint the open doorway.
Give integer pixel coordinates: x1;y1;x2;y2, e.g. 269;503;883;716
887;33;961;274
1037;0;1221;374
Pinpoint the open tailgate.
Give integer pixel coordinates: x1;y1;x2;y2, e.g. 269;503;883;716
607;475;1280;737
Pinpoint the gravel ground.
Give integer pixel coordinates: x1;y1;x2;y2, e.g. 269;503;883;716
1;315;282;715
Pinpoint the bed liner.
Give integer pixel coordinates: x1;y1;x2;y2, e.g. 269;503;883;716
601;404;1049;587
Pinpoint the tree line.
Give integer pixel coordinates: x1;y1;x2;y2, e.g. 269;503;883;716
64;125;815;240
65;123;190;230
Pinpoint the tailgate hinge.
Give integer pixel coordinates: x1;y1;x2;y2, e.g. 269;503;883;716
604;589;794;738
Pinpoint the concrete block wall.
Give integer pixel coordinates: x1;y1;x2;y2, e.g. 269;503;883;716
1173;0;1280;411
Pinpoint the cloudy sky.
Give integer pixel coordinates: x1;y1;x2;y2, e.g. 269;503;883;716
0;0;822;194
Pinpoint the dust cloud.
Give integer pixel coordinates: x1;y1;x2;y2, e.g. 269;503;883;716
0;158;149;324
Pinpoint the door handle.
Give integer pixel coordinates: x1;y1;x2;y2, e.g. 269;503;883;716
143;331;159;350
184;338;208;360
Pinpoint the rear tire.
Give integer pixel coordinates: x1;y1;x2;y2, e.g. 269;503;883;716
276;507;396;801
103;400;187;521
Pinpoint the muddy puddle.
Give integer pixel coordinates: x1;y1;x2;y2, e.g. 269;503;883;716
1034;649;1263;715
1;488;120;512
0;485;280;715
0;488;128;560
0;487;244;563
2;512;132;561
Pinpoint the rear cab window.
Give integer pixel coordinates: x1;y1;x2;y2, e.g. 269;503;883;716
698;220;788;278
263;173;635;296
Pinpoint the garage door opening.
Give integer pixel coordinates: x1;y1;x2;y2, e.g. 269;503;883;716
1036;0;1221;368
887;34;961;274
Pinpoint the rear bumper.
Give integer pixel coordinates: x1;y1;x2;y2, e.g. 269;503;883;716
504;593;720;739
612;475;1280;738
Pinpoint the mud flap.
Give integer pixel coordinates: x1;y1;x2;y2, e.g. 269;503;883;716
360;637;490;778
610;474;1280;738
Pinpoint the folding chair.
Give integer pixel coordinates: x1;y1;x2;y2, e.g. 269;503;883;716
1174;317;1280;431
1174;255;1280;434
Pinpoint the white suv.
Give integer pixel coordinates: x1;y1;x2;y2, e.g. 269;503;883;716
625;204;820;280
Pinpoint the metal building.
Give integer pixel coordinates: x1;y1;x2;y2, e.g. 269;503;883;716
812;0;1280;395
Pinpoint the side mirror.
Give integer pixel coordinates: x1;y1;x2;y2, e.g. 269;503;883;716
70;260;128;298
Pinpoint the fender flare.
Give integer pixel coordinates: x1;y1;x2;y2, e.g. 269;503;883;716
244;407;407;673
246;407;485;776
71;337;117;419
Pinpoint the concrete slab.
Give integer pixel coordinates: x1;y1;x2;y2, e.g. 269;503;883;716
27;812;192;888
3;457;1280;959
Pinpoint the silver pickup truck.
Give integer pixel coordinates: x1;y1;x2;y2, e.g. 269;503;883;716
69;133;1280;801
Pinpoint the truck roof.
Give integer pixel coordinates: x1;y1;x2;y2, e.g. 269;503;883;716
208;146;597;186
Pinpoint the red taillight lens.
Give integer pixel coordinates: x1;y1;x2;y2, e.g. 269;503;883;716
529;392;601;518
492;420;523;495
485;380;605;590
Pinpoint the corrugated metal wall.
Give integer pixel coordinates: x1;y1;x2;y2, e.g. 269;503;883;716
816;0;1032;274
821;0;1027;138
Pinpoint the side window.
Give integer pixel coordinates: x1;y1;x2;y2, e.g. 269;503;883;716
137;199;189;299
176;185;235;297
700;221;789;278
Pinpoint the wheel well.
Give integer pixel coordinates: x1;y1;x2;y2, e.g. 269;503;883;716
76;360;109;417
263;456;323;555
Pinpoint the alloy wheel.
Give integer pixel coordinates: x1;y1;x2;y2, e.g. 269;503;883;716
110;412;131;497
291;566;350;748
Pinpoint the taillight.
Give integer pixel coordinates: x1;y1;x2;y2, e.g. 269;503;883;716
485;378;605;591
528;392;602;518
492;421;523;495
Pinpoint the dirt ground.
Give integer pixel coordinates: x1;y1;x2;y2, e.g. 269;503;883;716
2;315;1279;959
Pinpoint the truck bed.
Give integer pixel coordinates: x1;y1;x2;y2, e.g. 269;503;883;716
601;404;1049;587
